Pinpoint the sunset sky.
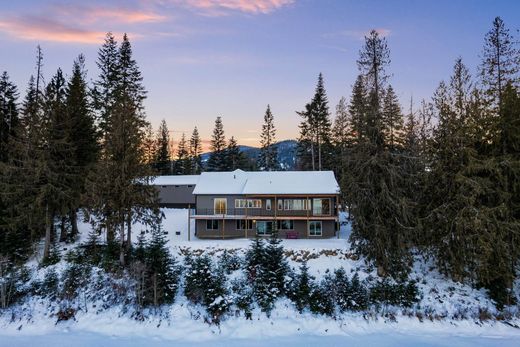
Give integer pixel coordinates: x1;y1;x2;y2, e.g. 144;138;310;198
1;0;519;148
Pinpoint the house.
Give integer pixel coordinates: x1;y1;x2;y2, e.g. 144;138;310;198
190;169;340;239
153;175;199;208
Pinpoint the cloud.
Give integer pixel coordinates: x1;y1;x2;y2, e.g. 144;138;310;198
171;0;295;16
0;16;110;44
0;3;165;44
324;28;392;40
54;4;167;25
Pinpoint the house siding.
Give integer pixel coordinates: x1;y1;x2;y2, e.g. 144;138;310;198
195;219;336;239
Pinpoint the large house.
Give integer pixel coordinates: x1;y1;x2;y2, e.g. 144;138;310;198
154;169;340;239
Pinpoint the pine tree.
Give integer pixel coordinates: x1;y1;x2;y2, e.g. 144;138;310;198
89;33;159;265
189;126;203;174
297;73;333;171
480;17;519;116
258;105;278;171
207;116;226;171
226;136;248;171
346;30;414;278
175;132;191;174
64;55;99;242
382;85;404;149
155;119;171;175
93;32;119;139
289;261;315;313
0;72;19;163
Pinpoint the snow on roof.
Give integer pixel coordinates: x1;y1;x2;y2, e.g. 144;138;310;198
152;175;200;186
192;169;339;195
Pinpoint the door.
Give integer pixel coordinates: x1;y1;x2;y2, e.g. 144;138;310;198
256;221;273;235
214;198;227;214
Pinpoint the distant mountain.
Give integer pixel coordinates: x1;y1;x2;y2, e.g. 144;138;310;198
201;139;297;170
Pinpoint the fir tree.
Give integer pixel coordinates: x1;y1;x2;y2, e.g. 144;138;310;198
382;85;404;149
225;136;248;171
189;126;203;174
480;17;519;116
155;119;171;175
175;132;190;174
207;116;226;171
258;105;278;171
0;72;19;163
297;73;333;171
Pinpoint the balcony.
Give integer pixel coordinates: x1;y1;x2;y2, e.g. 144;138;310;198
192;208;336;219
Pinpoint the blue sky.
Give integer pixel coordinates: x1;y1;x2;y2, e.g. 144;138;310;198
1;0;519;148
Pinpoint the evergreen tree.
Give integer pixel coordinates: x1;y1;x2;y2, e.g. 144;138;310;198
63;55;99;242
93;32;119;139
382;85;404;149
258;105;278;171
480;17;519;116
175;132;191;174
225;136;248;171
89;33;159;265
189;126;203;174
155;119;171;175
289;261;315;313
346;30;414;278
207;116;226;171
142;124;157;166
0;72;19;163
297;73;333;171
348;75;368;144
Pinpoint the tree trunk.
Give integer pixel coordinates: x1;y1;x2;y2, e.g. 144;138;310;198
70;209;79;241
59;216;67;242
119;212;125;266
43;204;51;261
126;210;132;251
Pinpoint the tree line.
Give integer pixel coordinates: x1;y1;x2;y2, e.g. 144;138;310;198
294;17;519;307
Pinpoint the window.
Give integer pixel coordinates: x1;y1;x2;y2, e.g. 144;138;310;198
278;199;283;210
236;220;253;230
187;185;193;188
256;221;273;235
214;198;227;214
277;220;294;230
309;221;322;236
206;220;219;230
266;199;271;210
235;199;262;208
283;199;309;210
313;198;331;216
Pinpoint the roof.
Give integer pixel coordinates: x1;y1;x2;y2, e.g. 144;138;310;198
152;175;200;186
192;169;340;195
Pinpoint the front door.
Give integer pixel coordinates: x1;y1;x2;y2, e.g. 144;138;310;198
256;221;273;235
214;198;227;214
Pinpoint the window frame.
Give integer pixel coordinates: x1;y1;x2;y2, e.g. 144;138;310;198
277;220;294;230
206;219;219;230
236;219;253;230
308;221;322;236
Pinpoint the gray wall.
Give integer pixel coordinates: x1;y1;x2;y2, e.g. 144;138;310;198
195;195;337;217
156;185;196;207
195;218;336;239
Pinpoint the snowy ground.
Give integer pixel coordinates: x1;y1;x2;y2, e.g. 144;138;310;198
1;209;520;346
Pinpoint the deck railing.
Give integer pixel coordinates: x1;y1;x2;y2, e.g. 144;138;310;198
194;208;334;217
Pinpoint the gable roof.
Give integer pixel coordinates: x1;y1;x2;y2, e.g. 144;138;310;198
192;169;339;195
152;175;200;186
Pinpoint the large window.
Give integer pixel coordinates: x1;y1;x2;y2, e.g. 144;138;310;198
256;221;273;235
277;220;294;230
214;198;227;214
277;199;283;210
206;220;219;230
313;198;331;216
308;221;322;236
266;199;271;210
235;199;262;208
283;199;310;211
236;220;253;230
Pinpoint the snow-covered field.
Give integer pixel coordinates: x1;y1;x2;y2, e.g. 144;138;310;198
1;209;519;347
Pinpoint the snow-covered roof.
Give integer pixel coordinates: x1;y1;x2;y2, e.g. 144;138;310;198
192;169;339;195
152;175;200;186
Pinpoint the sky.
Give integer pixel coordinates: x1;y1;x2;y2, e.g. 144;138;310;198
1;0;519;149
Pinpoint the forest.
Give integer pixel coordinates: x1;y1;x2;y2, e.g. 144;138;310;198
0;16;519;323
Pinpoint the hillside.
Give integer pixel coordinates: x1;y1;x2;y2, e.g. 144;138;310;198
201;140;297;170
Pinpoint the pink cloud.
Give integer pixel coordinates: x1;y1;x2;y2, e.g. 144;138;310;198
54;5;167;25
173;0;295;15
0;17;109;44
